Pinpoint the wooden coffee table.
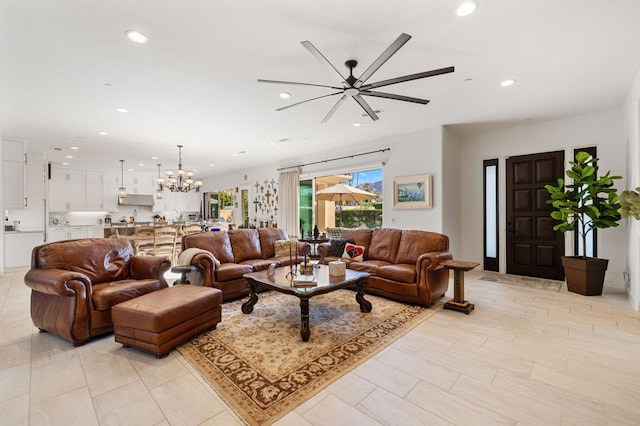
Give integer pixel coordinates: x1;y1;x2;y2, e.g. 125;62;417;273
242;265;371;342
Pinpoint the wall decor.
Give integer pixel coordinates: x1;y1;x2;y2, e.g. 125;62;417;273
393;174;433;209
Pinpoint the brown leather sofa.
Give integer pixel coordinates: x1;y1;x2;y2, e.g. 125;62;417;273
317;228;452;306
25;238;171;346
181;228;307;301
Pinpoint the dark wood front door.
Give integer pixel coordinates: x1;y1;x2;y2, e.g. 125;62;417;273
506;151;565;280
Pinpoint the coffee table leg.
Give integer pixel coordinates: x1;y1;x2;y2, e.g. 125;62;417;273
355;278;372;313
241;278;258;314
300;298;310;342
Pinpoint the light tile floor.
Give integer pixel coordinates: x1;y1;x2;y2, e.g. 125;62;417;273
1;268;639;425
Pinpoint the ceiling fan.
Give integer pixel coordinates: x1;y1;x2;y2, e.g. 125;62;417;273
258;33;454;123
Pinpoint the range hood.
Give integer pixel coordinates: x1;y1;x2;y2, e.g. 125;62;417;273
118;194;155;206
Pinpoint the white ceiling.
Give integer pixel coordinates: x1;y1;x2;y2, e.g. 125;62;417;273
1;0;639;177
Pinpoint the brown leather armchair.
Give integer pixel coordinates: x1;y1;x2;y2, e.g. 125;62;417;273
25;238;171;346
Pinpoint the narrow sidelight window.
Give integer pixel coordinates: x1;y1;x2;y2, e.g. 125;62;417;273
483;159;499;271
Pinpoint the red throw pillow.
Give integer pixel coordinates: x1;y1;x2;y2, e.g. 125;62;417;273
342;243;365;262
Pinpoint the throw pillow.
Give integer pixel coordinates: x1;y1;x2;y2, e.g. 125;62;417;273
274;239;298;257
325;227;343;240
328;239;355;257
342;243;365;262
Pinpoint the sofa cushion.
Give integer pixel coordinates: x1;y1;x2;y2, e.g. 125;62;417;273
328;239;354;257
342;243;365;262
92;279;164;311
377;264;416;284
258;228;288;259
348;259;390;274
341;229;373;255
239;258;276;271
368;228;402;263
183;232;234;264
396;230;449;265
229;229;262;263
216;263;253;282
36;238;134;284
274;239;298;257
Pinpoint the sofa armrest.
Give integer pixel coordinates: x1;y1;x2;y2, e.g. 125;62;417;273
189;252;218;286
422;251;453;270
130;256;171;282
24;268;91;297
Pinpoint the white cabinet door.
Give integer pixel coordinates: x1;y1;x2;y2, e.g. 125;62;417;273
25;151;46;211
49;167;86;211
48;179;68;212
102;172;119;212
86;171;103;210
69;226;88;239
48;227;68;242
4;232;44;268
2;160;25;208
90;226;105;238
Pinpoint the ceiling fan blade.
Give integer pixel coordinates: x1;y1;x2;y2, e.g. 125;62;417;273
360;66;455;90
352;94;379;121
361;90;430;105
258;78;343;90
321;94;348;123
301;40;346;82
355;33;412;88
276;91;343;111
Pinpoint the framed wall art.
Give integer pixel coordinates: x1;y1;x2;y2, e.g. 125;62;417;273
393;174;433;209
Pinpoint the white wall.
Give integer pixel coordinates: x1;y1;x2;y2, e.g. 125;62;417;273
442;127;462;255
0;129;4;275
623;68;640;310
456;108;627;290
201;128;448;234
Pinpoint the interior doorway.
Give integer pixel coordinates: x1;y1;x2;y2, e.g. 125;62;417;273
506;150;565;280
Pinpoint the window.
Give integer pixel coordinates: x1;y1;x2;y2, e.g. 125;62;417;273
483;159;499;271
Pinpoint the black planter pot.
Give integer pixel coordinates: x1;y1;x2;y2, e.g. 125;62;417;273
561;256;609;296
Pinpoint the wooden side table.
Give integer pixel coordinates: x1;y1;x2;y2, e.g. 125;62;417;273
171;265;197;285
441;259;479;314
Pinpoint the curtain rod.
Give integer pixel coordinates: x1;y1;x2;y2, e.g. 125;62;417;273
277;148;390;171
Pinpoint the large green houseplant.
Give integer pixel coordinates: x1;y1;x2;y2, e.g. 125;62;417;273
545;151;622;295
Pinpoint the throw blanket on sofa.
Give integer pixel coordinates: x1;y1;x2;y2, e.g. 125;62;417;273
177;248;220;286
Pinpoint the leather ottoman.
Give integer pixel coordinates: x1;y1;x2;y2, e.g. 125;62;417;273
112;285;222;358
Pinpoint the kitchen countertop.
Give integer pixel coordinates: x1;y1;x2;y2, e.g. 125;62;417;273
4;230;45;234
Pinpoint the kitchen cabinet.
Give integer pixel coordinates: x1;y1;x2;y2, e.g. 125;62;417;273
153;190;201;213
4;231;45;268
102;172;120;212
49;167;86;211
2;137;26;208
86;171;104;210
48;225;91;242
124;174;154;195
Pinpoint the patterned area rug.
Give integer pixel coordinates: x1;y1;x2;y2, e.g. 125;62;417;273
480;271;563;292
179;289;439;425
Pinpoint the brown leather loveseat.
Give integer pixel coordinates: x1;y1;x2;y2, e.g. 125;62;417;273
181;228;307;301
317;228;452;306
25;238;171;346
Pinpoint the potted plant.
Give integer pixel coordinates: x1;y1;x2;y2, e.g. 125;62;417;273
545;151;622;295
619;187;640;220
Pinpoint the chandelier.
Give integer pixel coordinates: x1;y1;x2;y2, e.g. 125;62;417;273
157;145;203;193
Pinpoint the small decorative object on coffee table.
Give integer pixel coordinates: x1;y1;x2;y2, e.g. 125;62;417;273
242;265;371;342
441;259;479;314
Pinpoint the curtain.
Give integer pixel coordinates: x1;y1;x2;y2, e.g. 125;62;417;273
278;168;300;238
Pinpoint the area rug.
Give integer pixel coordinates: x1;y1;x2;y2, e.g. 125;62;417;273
179;289;439;425
480;271;563;292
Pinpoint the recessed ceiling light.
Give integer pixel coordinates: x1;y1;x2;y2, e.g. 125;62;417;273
65;155;73;159
125;30;148;44
456;0;478;16
279;92;291;99
138;163;144;166
209;164;215;167
70;146;79;150
98;131;108;136
115;107;128;113
62;162;69;166
353;122;362;127
269;142;277;146
500;79;516;87
151;156;158;160
232;153;238;157
127;168;134;172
